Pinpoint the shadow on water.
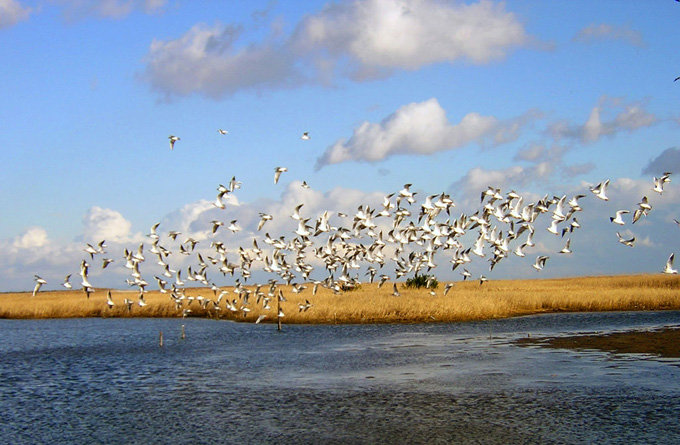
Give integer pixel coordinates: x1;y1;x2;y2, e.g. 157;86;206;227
1;311;680;444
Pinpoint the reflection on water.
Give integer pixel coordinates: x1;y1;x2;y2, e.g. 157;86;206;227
1;311;680;444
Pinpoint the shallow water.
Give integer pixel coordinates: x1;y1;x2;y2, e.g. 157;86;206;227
2;311;680;444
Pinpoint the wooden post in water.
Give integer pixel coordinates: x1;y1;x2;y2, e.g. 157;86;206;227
159;330;164;347
181;324;186;340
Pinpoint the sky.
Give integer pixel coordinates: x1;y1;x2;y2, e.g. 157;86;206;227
2;0;680;292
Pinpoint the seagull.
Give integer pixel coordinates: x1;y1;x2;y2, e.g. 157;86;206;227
664;253;678;274
255;314;266;324
616;232;635;247
610;210;629;225
218;129;229;135
392;283;401;297
168;135;180;150
106;291;115;309
32;275;47;296
461;269;471;280
590;179;610;201
559;239;572;254
301;132;310;140
62;274;73;289
257;213;273;231
443;282;454;296
532;255;549;271
274;167;287;184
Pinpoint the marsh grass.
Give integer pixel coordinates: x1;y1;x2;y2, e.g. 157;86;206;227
1;274;679;324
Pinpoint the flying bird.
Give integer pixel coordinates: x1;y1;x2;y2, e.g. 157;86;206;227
168;135;180;150
664;253;678;274
300;132;310;140
218;129;229;135
32;275;47;296
274;167;287;184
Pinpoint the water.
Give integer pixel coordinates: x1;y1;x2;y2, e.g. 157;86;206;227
2;311;680;444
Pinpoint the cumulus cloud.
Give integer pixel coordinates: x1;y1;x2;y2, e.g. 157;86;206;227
82;206;135;243
143;22;301;99
316;98;535;168
143;0;533;98
573;23;645;47
52;0;167;19
642;147;680;176
12;227;49;250
549;97;657;143
293;0;529;72
0;0;31;28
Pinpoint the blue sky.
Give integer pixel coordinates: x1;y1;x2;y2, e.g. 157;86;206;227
2;0;680;292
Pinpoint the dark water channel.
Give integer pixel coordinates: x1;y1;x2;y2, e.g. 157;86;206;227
2;311;680;444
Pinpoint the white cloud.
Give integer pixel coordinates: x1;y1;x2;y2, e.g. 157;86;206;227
12;227;49;250
143;0;533;98
549;97;657;143
0;0;31;28
573;23;644;47
316;98;533;167
82;206;135;243
52;0;166;19
143;22;300;99
294;0;529;71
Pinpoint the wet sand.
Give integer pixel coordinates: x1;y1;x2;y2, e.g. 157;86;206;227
516;327;680;358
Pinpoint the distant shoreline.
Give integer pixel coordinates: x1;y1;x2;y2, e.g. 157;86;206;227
1;273;679;324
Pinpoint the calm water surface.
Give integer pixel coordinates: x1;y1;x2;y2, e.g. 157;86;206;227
2;311;680;444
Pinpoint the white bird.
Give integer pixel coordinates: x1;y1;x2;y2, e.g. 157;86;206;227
62;274;73;289
218;129;229;135
32;275;47;296
106;291;115;309
590;179;610;201
168;135;180;150
392;283;401;297
616;232;635;247
610;210;629;225
300;132;310;140
257;213;273;231
274;167;287;184
559;239;572;254
255;314;266;324
443;282;454;296
532;255;549;271
663;253;678;274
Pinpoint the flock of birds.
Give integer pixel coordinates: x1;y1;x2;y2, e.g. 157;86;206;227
29;131;679;324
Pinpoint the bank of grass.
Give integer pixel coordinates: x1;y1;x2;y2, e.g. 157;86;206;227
1;274;679;323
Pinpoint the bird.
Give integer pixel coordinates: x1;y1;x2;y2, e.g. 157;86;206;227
392;283;401;297
616;232;635;247
443;282;454;296
274;167;287;184
610;210;629;225
257;213;273;231
663;254;677;274
62;274;73;289
559;239;572;254
32;275;47;296
218;129;229;135
168;135;180;150
532;255;549;271
106;291;115;309
301;132;310;140
255;314;266;324
590;179;610;201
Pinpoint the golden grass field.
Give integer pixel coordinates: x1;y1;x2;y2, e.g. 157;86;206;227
2;274;680;324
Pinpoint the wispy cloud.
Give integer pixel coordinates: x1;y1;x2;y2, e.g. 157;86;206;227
51;0;167;19
315;98;537;168
573;23;645;47
0;0;31;29
142;0;533;98
548;96;657;143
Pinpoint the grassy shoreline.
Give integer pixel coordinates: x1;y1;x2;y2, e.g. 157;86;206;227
2;273;680;324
